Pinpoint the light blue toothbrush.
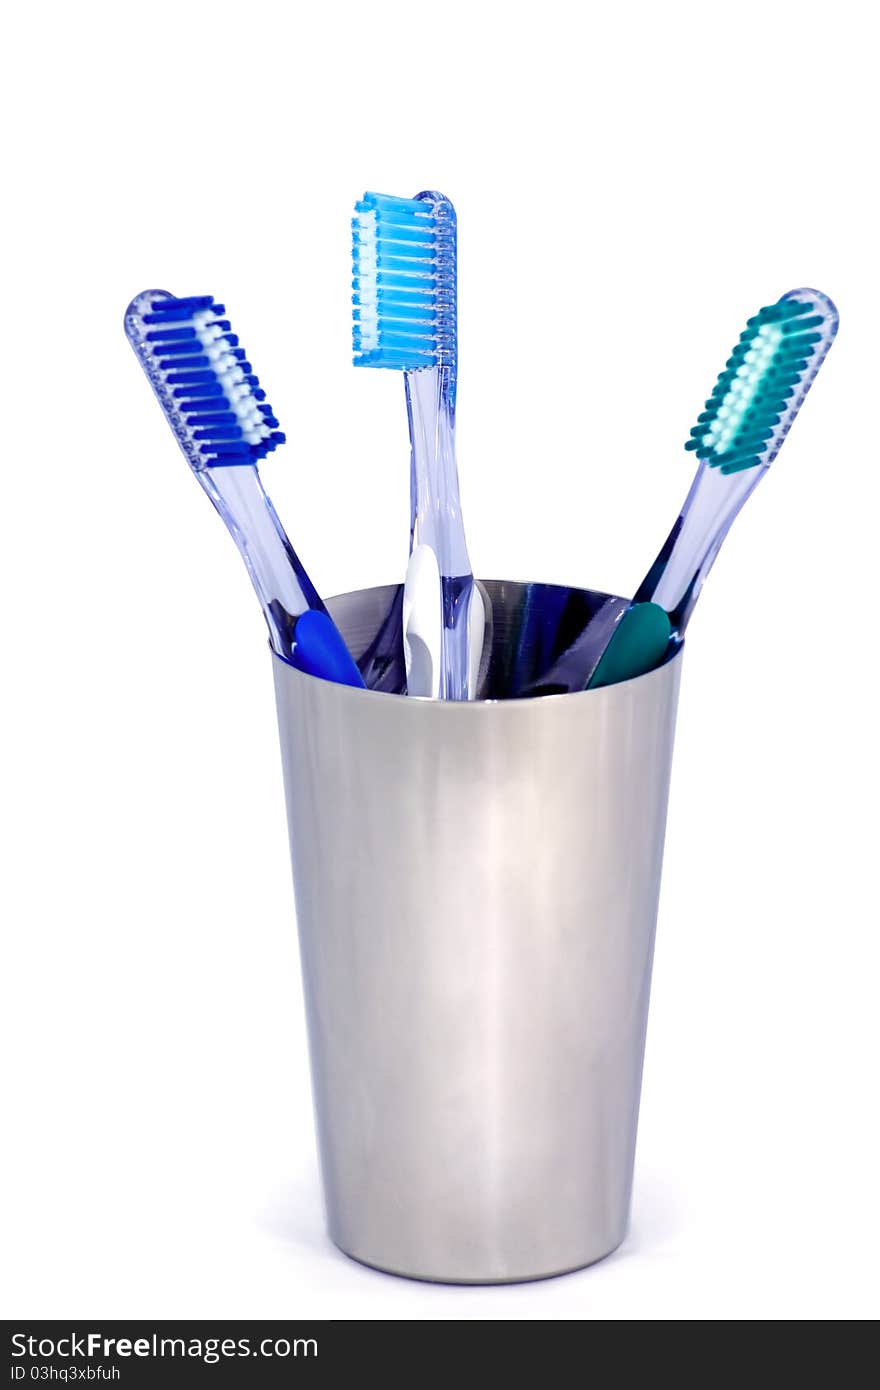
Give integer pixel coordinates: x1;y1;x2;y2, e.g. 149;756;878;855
352;191;482;700
125;291;365;688
529;288;838;694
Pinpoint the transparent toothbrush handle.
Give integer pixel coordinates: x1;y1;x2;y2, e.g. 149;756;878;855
438;575;475;702
405;366;474;700
199;465;317;655
636;460;766;633
200;466;364;686
521;595;629;696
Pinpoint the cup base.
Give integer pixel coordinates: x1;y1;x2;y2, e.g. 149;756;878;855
331;1233;626;1286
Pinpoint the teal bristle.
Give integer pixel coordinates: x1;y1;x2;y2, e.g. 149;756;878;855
685;290;838;474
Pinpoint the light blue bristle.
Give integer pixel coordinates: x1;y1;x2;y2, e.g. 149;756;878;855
351;191;456;372
124;291;285;469
686;290;838;475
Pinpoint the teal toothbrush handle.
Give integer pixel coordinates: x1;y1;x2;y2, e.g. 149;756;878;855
525;598;671;695
586;603;673;688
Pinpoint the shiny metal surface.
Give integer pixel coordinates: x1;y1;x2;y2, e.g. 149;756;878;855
348;577;627;697
273;581;683;1283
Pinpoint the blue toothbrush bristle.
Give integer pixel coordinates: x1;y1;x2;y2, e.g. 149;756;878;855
351;191;456;372
124;291;285;469
686;289;838;475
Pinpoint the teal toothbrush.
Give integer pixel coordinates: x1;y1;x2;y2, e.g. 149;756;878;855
530;288;838;694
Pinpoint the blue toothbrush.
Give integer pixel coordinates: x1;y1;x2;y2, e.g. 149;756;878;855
528;288;838;694
352;191;483;700
125;291;365;688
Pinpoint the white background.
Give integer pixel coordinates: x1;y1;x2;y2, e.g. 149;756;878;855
2;0;878;1321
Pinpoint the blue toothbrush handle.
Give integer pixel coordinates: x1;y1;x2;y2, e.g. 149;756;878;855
291;610;365;688
202;466;365;688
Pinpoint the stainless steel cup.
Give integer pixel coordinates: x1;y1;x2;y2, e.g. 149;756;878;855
273;580;683;1283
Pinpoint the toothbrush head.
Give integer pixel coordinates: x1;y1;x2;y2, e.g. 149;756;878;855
352;191;456;374
685;289;838;475
124;291;285;471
